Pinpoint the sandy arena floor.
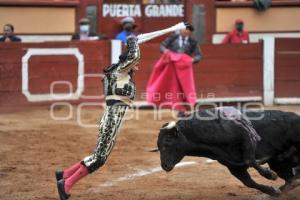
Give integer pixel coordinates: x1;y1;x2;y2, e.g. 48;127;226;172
1;105;300;200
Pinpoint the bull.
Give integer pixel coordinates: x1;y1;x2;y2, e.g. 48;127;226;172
156;107;300;196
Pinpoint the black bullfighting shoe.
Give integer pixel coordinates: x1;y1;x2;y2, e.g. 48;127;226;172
55;170;64;182
57;179;70;200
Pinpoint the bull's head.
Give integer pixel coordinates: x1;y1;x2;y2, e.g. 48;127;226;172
157;121;186;172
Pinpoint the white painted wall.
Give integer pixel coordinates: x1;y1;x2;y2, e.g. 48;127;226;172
263;37;275;106
22;48;84;102
111;40;122;64
19;35;72;42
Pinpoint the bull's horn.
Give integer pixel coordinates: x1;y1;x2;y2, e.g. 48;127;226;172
148;148;159;152
161;121;177;130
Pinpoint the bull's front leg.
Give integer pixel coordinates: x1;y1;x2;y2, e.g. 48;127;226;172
252;162;278;181
241;134;278;180
227;166;281;197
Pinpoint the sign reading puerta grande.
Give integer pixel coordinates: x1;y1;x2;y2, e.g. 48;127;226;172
102;4;184;17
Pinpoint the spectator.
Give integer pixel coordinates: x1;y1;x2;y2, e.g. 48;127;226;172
0;24;21;42
222;19;249;44
254;0;272;11
72;18;107;41
146;24;201;117
115;17;136;43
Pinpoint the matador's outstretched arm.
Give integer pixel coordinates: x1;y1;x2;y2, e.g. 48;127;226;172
116;22;192;73
137;22;192;44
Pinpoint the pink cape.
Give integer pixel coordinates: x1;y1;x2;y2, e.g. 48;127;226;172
146;51;197;112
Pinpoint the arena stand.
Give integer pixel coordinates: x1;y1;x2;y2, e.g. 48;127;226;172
0;38;299;112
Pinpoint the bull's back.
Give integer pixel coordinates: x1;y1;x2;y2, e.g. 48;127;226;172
178;109;250;144
180;109;300;162
248;110;300;152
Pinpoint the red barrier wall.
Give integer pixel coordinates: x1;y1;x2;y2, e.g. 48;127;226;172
137;42;263;100
0;41;110;112
275;38;300;98
195;43;263;98
0;41;263;112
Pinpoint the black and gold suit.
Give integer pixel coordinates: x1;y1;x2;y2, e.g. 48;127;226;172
83;37;140;173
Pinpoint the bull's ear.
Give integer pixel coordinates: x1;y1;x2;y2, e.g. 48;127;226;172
160;121;177;130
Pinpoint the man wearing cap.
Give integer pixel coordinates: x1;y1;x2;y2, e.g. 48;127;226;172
222;19;250;44
72;18;106;41
115;16;136;43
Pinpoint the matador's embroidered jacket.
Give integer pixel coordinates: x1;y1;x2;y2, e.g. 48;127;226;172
103;37;140;106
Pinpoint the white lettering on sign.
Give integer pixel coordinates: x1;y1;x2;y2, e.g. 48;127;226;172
144;5;184;17
102;4;184;18
103;4;142;17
